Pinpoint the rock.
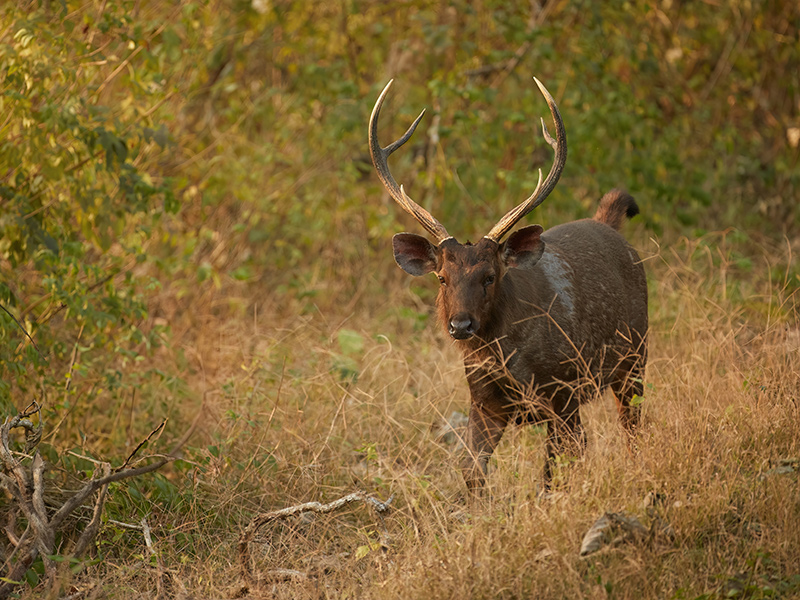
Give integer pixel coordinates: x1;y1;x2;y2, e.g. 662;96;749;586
579;512;649;557
434;411;469;447
760;458;798;480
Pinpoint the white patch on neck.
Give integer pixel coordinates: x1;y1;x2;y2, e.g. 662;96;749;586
536;252;575;315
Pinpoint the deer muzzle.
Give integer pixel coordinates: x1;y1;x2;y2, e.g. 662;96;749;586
449;314;477;340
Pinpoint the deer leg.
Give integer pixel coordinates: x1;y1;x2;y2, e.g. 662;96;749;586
609;333;647;441
543;396;585;489
462;400;510;494
610;356;645;449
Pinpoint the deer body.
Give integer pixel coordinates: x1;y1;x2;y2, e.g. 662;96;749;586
369;79;648;492
448;207;647;490
462;219;645;389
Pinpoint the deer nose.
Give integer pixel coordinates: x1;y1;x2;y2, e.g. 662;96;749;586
449;315;476;339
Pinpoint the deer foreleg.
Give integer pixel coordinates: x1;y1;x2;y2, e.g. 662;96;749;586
462;399;510;494
543;395;585;489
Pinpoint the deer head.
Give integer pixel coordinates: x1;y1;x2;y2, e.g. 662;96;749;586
369;78;566;340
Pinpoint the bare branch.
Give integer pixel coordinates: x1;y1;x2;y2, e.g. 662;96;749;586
73;463;111;557
18;400;41;420
107;519;147;531
0;415;36;505
239;492;394;588
140;517;155;557
51;457;171;530
31;454;47;523
0;406;180;600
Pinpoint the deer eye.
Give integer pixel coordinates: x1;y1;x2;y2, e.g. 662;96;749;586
483;275;495;287
438;275;447;286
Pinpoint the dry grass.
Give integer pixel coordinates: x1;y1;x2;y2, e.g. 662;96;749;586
28;231;799;600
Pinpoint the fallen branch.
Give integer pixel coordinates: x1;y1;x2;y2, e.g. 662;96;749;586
238;492;393;589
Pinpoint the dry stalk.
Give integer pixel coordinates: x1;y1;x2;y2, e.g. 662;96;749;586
238;492;393;589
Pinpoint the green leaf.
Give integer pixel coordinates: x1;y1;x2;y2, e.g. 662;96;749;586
230;265;253;281
337;329;364;355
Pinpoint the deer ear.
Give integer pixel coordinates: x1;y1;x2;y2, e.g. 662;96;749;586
502;225;545;270
393;233;438;276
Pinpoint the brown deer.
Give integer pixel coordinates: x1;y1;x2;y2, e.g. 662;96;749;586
369;78;648;493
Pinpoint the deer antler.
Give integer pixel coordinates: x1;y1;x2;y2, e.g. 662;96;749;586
484;77;567;243
368;80;451;243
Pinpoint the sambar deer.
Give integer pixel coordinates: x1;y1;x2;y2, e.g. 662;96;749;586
369;78;648;493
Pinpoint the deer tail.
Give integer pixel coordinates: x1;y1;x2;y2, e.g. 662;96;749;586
593;189;639;231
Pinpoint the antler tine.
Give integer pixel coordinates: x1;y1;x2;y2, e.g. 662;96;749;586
369;80;451;243
485;77;567;243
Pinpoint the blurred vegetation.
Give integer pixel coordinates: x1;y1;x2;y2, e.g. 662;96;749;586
2;0;798;404
0;0;798;597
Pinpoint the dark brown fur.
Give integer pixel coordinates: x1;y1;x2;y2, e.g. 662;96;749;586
393;189;647;492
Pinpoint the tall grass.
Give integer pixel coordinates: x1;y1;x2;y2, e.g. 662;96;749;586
48;229;799;600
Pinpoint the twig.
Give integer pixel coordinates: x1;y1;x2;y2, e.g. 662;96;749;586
141;515;168;600
18;400;40;420
0;512;28;571
107;519;146;531
312;392;348;465
700;16;752;102
167;399;204;456
140;517;155;557
117;418;166;472
86;0;108;46
0;303;45;362
63;323;85;398
104;517;159;559
238;492;394;588
95;46;143;96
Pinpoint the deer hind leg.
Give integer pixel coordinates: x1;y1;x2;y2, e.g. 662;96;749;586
462;400;511;495
611;369;642;434
610;350;646;449
543;394;586;489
